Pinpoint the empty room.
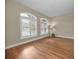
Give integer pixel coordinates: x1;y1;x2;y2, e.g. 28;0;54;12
5;0;74;59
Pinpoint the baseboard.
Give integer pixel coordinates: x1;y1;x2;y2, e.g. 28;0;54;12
56;35;74;39
6;35;48;49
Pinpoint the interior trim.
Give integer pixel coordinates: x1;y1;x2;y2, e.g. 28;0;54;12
56;35;74;39
5;35;49;49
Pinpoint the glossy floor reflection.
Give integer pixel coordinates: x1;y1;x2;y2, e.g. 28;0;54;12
6;37;74;59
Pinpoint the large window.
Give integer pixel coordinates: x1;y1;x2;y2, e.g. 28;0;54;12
20;13;37;39
40;18;48;35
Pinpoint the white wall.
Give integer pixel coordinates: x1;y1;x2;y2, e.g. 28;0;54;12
49;14;74;39
5;0;49;48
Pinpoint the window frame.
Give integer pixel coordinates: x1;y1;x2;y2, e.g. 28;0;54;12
20;13;37;39
40;18;48;35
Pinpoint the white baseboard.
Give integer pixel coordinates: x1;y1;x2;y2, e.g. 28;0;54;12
6;35;48;49
56;35;74;39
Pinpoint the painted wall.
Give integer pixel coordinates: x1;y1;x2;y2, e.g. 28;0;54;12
49;13;74;39
5;0;74;48
5;0;49;47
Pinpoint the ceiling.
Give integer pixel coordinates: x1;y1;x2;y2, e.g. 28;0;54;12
16;0;74;17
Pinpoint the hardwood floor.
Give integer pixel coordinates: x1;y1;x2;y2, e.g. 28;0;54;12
5;37;74;59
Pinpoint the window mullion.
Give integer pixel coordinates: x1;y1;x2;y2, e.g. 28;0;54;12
29;19;31;36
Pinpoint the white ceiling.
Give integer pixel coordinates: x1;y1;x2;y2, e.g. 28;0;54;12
16;0;74;17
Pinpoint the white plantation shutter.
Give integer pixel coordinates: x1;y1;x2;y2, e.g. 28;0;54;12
20;13;37;39
40;18;48;35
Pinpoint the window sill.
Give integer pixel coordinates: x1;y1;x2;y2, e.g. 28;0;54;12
20;35;37;39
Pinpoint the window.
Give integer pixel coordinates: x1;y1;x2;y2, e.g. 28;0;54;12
40;18;48;35
20;13;37;39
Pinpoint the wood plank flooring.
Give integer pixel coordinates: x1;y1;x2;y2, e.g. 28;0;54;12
5;37;74;59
